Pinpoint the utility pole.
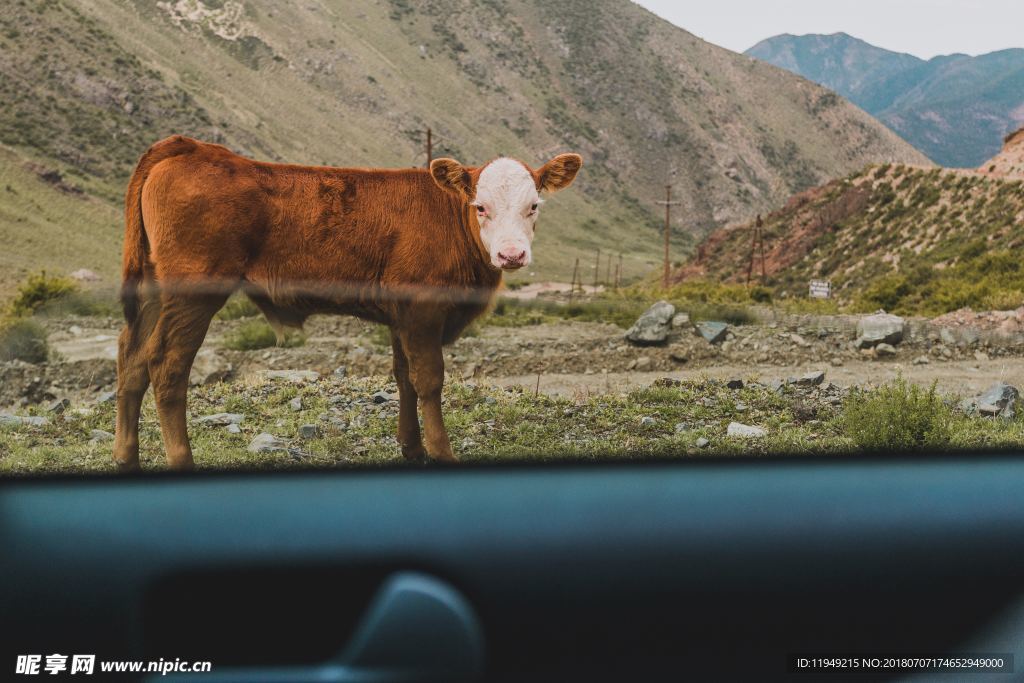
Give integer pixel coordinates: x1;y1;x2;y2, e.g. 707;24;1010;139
655;185;681;289
569;257;580;303
745;214;767;285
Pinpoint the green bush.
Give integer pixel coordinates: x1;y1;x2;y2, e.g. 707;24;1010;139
223;320;305;351
842;379;952;452
0;317;49;363
8;271;77;317
216;295;260;321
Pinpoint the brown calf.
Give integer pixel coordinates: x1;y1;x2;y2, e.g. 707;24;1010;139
114;136;581;469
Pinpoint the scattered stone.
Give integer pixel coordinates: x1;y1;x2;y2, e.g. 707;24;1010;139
961;329;981;347
855;312;905;348
670;312;691;329
248;432;290;453
462;363;478;379
49;398;70;415
790;333;810;348
695;437;710;448
913;355;930;365
795;371;825;387
96;390;117;404
69;268;101;282
939;328;957;346
68;325;83;336
695;321;729;344
734;402;748;412
483;396;497;405
974;350;990;362
195;412;245;426
639;416;657;427
674;422;690;434
633;357;653;372
830;357;844;367
289;396;303;412
297;424;320;439
768;379;785;392
875;343;897;357
726;378;745;390
226;423;241;434
372;390;397;404
0;414;49;428
961;382;1020;419
668;348;689;363
625;301;675;346
190;350;232;386
265;370;319;383
89;429;114;442
332;366;348;378
727;422;767;439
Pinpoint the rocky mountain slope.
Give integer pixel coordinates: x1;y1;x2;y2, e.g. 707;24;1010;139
0;0;926;292
677;163;1024;314
747;33;1024;168
980;127;1024;180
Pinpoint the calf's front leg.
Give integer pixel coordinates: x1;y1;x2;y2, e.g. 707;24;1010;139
397;326;457;463
390;329;426;461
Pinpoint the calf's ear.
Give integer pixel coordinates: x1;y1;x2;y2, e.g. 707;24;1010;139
430;158;473;198
537;153;582;193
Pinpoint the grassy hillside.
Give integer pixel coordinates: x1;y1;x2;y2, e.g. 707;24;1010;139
678;162;1024;315
748;33;1024;168
0;0;927;294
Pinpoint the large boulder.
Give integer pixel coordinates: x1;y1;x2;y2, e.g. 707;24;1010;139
625;301;675;346
961;382;1019;419
189;350;231;386
695;321;729;345
855;313;905;348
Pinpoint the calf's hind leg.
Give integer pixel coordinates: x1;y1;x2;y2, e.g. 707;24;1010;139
147;293;228;470
113;295;160;471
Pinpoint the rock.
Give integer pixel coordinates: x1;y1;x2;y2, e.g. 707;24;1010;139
633;357;653;372
695;321;729;344
668;348;689;363
830;357;844;367
0;414;49;428
248;432;290;454
727;422;767;438
674;422;690;434
68;325;83;336
913;355;930;365
939;328;957;346
49;398;70;415
332;366;348;378
795;371;825;387
195;412;245;426
96;390;117;404
639;416;657;427
962;382;1019;419
790;333;810;348
69;268;101;282
462;363;478;379
372;390;397;404
695;437;710;448
89;429;115;442
734;402;748;412
856;313;905;348
875;343;897;357
265;369;320;383
961;329;981;347
726;378;744;390
768;379;785;393
226;423;241;434
289;396;303;412
190;350;231;386
974;350;989;362
625;301;675;346
670;312;691;329
297;424;320;439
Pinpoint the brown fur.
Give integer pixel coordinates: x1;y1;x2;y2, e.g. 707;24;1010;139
114;136;580;469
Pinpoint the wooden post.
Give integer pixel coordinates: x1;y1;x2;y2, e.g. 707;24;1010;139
593;248;601;290
618;253;623;289
605;252;612;287
569;257;579;303
426;127;432;167
655;185;680;289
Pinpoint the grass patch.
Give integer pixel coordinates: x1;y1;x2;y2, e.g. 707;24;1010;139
842;379;953;451
222;320;305;351
216;295;261;321
0;317;49;363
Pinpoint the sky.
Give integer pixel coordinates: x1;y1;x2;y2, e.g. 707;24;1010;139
634;0;1024;59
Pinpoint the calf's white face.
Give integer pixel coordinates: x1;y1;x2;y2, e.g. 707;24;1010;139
430;152;583;271
474;158;541;270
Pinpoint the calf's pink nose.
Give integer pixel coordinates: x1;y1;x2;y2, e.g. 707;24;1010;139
498;249;526;265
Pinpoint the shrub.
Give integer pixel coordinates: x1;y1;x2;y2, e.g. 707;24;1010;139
0;317;49;363
223;320;304;351
842;379;952;452
216;295;260;321
8;271;77;317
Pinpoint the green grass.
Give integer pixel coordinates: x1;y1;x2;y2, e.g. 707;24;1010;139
222;320;305;351
0;317;49;363
4;376;1024;474
216;295;261;321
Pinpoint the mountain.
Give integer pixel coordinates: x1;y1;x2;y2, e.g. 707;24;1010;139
0;1;927;294
747;33;1024;168
678;162;1024;315
980;127;1024;180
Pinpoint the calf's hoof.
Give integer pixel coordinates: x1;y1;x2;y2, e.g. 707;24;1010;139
401;443;429;462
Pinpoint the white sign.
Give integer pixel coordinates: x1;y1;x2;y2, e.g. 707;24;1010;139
809;280;831;299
